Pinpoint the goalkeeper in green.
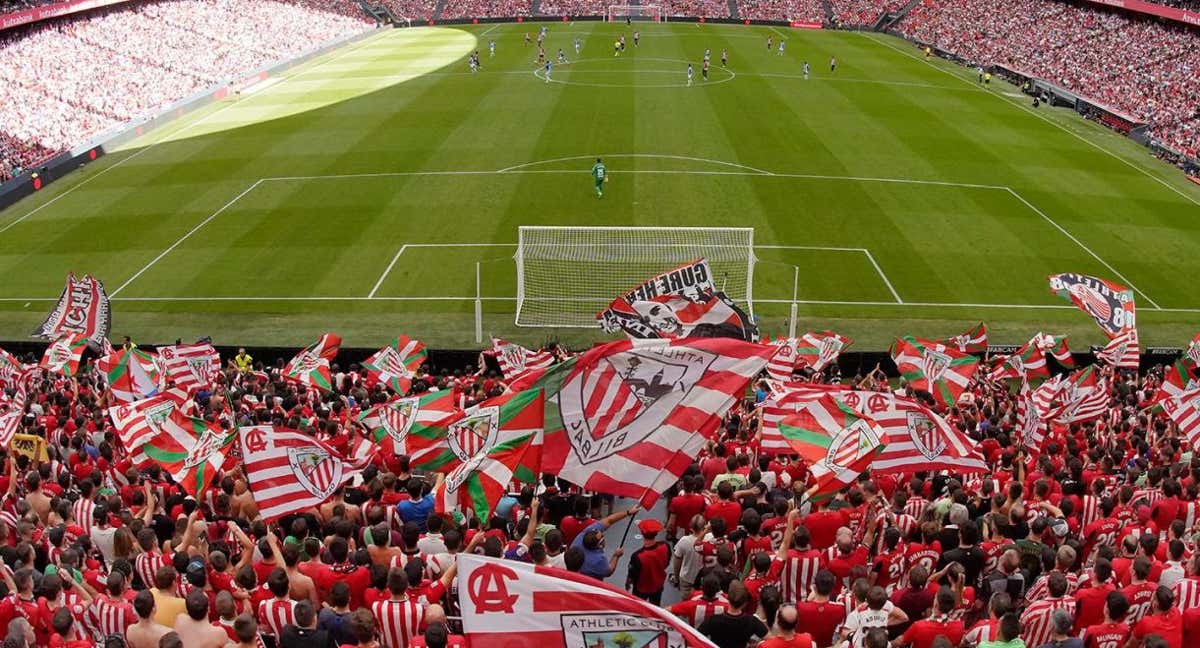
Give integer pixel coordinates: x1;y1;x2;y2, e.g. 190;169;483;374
592;158;607;197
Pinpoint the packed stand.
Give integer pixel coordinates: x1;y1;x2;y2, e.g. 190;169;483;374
439;0;531;19
535;0;608;15
830;0;908;25
0;0;54;15
736;0;824;22
376;0;438;21
0;0;372;181
0;133;55;183
896;0;1200;156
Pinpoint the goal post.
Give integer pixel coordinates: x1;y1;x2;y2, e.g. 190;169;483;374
514;226;755;328
606;5;664;21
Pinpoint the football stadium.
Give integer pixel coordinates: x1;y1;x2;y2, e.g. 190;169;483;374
1;1;1200;647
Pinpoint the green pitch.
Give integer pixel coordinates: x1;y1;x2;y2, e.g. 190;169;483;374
2;22;1199;350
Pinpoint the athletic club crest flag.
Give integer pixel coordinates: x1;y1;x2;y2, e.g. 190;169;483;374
777;395;885;501
795;331;851;372
362;335;427;394
143;410;235;498
1048;273;1136;338
357;389;459;465
283;333;341;392
107;389;194;467
597;259;757;341
457;554;716;648
532;338;774;506
940;323;988;354
891;336;978;408
239;426;362;521
97;348;160;404
158;343;220;393
39;334;89;377
32;273;110;349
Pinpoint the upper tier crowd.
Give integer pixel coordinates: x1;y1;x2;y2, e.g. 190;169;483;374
1;343;1200;648
896;0;1199;156
0;0;372;182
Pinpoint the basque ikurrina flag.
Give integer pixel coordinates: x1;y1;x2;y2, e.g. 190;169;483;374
361;335;427;394
357;389;459;464
777;395;885;501
432;389;543;521
891;336;979;408
97;348;160;404
144;409;234;498
283;334;341;392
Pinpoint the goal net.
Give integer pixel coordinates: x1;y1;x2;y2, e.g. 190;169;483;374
515;226;755;328
606;5;663;21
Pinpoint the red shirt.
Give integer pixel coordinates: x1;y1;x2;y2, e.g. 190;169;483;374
1182;607;1200;648
559;516;594;547
1132;609;1183;648
898;617;964;648
794;600;845;648
826;546;869;593
803;509;847;550
704;500;742;533
1121;581;1157;626
1072;583;1115;634
317;563;372;610
758;633;814;648
872;547;906;592
668;493;707;538
1084;622;1130;648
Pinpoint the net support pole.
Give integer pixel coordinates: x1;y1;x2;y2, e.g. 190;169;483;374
788;265;799;339
474;262;483;345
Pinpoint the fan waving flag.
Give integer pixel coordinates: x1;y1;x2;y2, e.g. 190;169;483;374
1016;379;1046;448
1156;356;1199;403
1035;333;1075;367
0;369;32;448
536;337;775;506
1044;366;1110;425
764;337;799;381
283;334;341;392
362;335;426;395
1049;273;1136;338
596;258;757;341
98;349;160;404
757;383;850;455
143;410;234;498
358;389;459;465
240;426;362;521
1096;328;1139;370
432;389;543;521
32;273;111;349
0;347;22;390
777;395;885;501
1161;388;1200;450
457;554;716;648
891;336;979;408
940;323;988;354
491;338;554;380
158;343;220;393
107;389;194;467
988;338;1048;382
39;334;89;376
796;331;851;372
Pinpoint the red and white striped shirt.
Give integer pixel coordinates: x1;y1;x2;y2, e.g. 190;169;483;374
903;497;928;521
134;551;169;591
84;595;135;641
1170;576;1200;611
779;549;824;604
964;619;998;646
73;498;95;536
668;595;729;628
371;596;425;648
1079;495;1101;530
1019;596;1076;648
256;597;298;637
1026;570;1080;602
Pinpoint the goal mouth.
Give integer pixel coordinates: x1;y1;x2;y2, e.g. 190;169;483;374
605;5;664;21
514;226;755;328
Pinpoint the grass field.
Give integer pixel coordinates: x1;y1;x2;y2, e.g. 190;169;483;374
2;22;1199;351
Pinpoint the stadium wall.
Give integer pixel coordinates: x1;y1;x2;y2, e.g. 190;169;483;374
0;25;385;213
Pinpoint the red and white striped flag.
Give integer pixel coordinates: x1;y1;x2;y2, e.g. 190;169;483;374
106;389;194;466
158;343;220;393
796;331;851;372
239;426;361;521
1016;378;1045;448
491;338;554;380
0;369;33;448
1161;388;1200;450
457;554;716;648
0;347;22;390
535;338;774;506
765;337;799;381
1096;328;1139;370
1044;366;1109;424
939;322;988;354
758;383;850;455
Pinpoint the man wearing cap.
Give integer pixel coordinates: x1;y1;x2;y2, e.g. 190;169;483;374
626;518;669;605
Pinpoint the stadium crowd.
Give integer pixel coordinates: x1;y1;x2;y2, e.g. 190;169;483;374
896;0;1200;156
439;0;531;20
0;0;372;182
829;0;907;25
736;0;822;22
1;336;1200;648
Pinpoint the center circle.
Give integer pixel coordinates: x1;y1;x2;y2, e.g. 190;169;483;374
533;57;736;88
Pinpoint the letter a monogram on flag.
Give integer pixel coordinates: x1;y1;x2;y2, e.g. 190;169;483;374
239;426;362;521
457;554;716;648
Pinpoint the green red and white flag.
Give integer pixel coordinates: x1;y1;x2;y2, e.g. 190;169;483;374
849;392;987;474
98;348;160;404
143;409;235;498
158;343;220;393
940;323;988;354
107;389;194;467
283;334;341;392
362;335;427;395
534;338;775;506
1049;273;1137;338
795;331;851;373
1161;387;1200;450
777;395;885;501
239;426;363;521
757;383;851;455
432;389;544;521
1034;333;1075;367
357;389;459;466
989;333;1071;382
1096;328;1139;370
1155;357;1199;403
32;273;111;349
490;338;554;380
39;334;89;376
891;336;979;408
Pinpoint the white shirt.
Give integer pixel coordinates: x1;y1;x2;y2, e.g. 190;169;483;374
91;526;118;565
417;533;447;556
673;534;702;586
842;601;895;648
547;552;566;569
